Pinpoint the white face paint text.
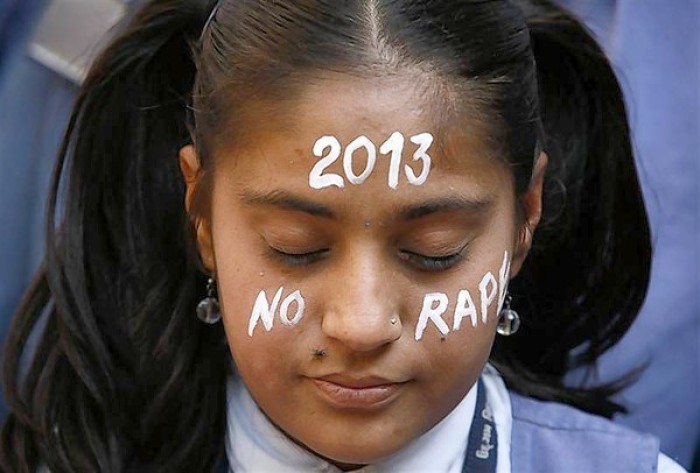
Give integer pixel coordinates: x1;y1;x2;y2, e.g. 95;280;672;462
248;287;306;336
309;132;433;190
246;251;511;341
414;251;511;340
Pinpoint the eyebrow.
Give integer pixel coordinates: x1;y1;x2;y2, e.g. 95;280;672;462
397;196;493;220
241;190;492;221
240;190;336;219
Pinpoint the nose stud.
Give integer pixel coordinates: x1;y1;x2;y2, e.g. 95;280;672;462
390;317;398;325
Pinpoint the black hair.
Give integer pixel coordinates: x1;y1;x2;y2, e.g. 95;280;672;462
1;0;651;471
492;0;651;414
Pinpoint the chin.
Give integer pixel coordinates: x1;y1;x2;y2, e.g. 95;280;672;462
302;432;407;466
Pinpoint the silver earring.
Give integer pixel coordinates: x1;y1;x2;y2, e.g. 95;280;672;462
196;277;221;324
496;294;520;336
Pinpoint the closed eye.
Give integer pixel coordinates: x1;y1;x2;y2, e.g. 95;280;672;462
399;243;469;272
269;247;329;266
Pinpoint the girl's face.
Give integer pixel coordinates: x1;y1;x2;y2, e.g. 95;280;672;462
181;77;544;465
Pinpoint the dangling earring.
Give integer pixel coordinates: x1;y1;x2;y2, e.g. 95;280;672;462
197;277;221;324
496;294;520;336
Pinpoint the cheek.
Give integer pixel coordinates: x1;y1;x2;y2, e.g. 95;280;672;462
218;281;312;402
211;220;322;389
405;245;513;335
402;291;499;418
207;209;284;374
405;283;499;370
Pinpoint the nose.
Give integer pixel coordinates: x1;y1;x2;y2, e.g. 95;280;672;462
321;253;402;352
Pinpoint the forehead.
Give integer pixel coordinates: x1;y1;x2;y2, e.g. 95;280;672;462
292;76;445;138
216;75;509;210
234;75;491;154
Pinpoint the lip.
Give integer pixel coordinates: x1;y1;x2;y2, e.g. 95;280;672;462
309;375;408;409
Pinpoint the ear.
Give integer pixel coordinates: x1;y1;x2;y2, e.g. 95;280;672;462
510;152;547;278
179;145;216;272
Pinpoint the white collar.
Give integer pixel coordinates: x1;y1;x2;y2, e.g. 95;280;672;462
225;374;479;473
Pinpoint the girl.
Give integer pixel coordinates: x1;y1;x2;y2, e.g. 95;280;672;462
0;0;685;471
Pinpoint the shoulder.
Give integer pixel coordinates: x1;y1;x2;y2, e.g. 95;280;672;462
510;391;645;434
509;391;677;472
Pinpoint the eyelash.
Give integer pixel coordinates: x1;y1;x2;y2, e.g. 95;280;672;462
398;248;467;272
269;245;468;272
270;248;328;266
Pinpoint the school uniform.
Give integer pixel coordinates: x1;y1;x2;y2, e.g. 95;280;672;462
224;365;686;472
